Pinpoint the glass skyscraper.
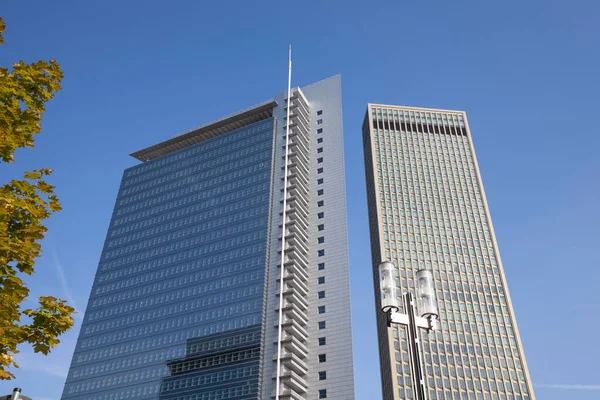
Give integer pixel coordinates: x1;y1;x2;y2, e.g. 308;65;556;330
60;75;354;400
362;104;535;400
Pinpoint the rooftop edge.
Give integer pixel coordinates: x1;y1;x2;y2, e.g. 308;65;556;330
130;100;278;162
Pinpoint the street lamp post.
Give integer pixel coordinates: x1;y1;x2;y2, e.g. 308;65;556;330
379;261;440;400
0;387;32;400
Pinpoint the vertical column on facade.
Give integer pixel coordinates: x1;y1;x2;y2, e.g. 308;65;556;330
273;89;311;399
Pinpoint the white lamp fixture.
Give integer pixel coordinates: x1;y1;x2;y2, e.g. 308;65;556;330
378;261;441;400
379;260;400;313
416;269;438;318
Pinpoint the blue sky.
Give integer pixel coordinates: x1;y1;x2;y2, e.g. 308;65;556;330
1;1;599;399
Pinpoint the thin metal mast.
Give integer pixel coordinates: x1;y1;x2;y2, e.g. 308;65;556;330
275;45;292;400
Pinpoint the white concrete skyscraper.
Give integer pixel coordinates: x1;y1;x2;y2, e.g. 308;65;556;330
363;104;534;400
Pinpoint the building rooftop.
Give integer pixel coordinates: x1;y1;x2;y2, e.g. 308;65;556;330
130;100;278;162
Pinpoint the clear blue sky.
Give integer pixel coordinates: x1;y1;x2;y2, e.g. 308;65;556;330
2;1;599;399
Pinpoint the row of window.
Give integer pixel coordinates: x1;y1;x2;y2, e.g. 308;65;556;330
376;151;475;170
108;196;266;245
385;240;494;256
378;185;481;206
376;159;476;193
378;175;479;192
100;234;265;273
100;230;265;280
160;364;258;392
375;137;474;164
124;119;273;179
397;374;528;397
378;186;483;207
382;232;493;253
315;111;329;400
86;282;263;328
94;253;264;306
377;170;480;194
375;140;470;157
70;346;180;379
384;247;494;267
374;128;468;144
371;108;465;127
63;382;160;400
382;214;489;231
375;138;472;159
94;253;264;308
379;191;482;208
187;330;260;357
120;139;271;198
111;179;269;227
75;316;262;365
66;365;163;394
96;248;264;307
373;126;468;143
382;225;490;244
377;159;476;175
401;339;522;369
386;231;490;245
170;348;259;375
80;299;263;349
116;168;271;217
104;218;266;259
378;161;477;177
119;157;270;215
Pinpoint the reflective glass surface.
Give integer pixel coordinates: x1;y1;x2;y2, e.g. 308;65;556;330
61;118;275;400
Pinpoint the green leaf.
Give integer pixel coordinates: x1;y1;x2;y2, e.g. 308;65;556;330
0;17;74;380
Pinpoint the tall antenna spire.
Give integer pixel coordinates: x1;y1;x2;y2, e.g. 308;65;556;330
288;45;292;86
275;44;293;400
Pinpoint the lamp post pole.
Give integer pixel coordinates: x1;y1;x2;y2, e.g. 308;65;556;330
0;387;33;400
379;262;440;400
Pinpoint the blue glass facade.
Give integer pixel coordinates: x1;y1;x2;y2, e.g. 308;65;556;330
61;118;275;400
158;326;262;400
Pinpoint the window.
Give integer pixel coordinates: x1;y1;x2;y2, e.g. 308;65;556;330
317;110;323;116
319;389;327;398
318;321;326;329
318;306;326;314
318;263;325;270
317;128;323;134
318;276;325;284
317;168;324;174
318;354;327;362
318;237;325;244
318;200;324;207
318;178;324;184
318;337;327;346
318;224;324;231
317;119;323;125
317;157;323;163
318;249;325;257
318;291;325;299
319;371;327;380
318;189;324;196
317;147;323;153
318;212;324;219
317;137;323;143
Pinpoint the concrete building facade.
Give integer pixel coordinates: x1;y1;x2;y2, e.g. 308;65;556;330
362;104;534;400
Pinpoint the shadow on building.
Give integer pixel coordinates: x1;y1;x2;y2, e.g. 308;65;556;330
159;325;263;400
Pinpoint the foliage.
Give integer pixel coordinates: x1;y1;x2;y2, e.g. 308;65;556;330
0;17;75;380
